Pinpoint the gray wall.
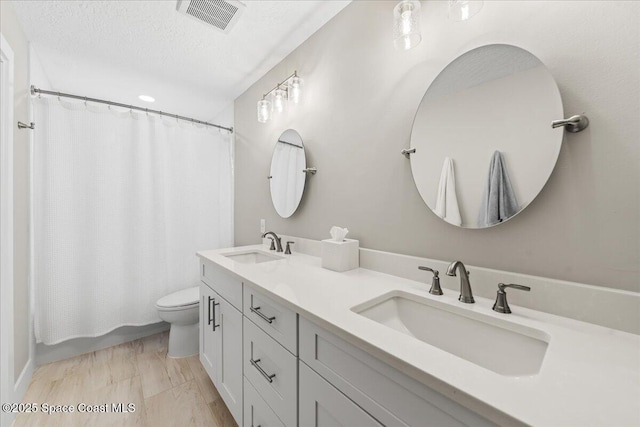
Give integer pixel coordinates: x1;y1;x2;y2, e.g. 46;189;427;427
1;0;31;377
234;1;639;292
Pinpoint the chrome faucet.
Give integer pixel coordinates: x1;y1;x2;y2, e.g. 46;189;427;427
262;231;283;252
446;261;474;303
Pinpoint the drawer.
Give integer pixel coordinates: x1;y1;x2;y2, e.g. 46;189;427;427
201;258;242;311
244;318;297;427
299;317;496;427
243;377;286;427
243;285;297;355
300;361;383;427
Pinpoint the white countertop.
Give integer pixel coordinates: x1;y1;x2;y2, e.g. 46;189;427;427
197;245;640;427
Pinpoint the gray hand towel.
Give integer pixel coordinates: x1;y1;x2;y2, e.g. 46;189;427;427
478;151;519;227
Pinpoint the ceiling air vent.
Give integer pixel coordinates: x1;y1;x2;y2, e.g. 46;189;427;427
176;0;245;34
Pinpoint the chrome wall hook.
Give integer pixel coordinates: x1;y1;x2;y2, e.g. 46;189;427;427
303;167;317;175
552;114;589;133
17;121;35;130
401;148;416;158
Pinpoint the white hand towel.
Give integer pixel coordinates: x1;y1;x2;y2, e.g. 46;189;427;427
434;157;462;226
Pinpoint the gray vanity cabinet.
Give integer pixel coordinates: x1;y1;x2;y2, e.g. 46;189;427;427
200;260;244;426
199;256;498;427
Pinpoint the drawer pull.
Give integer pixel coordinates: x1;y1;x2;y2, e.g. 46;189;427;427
250;305;276;324
250;358;276;383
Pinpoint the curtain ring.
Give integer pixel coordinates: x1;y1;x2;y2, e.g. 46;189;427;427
83;96;88;107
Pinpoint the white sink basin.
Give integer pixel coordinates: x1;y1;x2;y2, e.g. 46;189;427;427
353;291;549;376
223;250;283;264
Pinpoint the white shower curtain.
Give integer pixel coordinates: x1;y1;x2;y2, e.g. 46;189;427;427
33;98;233;345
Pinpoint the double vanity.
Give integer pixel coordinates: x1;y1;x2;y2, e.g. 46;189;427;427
197;242;640;427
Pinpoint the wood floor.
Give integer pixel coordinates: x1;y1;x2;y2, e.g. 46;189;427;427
14;332;237;427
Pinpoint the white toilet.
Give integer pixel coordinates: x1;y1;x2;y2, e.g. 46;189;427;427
156;286;199;358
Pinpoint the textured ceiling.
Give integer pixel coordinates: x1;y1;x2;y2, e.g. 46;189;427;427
11;0;350;123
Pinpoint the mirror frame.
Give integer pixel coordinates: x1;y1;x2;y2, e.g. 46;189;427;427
408;43;564;229
269;128;307;218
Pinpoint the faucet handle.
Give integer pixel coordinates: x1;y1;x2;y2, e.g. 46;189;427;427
418;266;443;296
285;241;294;255
267;237;276;251
493;283;531;314
498;283;530;292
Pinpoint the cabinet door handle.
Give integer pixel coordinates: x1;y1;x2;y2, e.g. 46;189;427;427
250;358;276;383
250;405;261;427
207;296;214;326
250;305;276;324
211;298;220;332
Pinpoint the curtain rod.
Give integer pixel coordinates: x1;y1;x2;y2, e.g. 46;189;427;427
30;85;234;134
277;139;303;149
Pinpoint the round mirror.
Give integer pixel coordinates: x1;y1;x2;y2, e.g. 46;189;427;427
410;44;564;228
270;129;307;218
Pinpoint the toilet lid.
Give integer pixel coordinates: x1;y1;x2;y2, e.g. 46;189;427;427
156;286;199;308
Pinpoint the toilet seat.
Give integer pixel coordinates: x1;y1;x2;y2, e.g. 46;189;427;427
156;286;199;309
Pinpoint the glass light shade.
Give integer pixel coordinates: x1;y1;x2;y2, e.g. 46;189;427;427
393;1;422;51
289;76;302;104
257;98;272;123
448;0;483;21
273;88;286;113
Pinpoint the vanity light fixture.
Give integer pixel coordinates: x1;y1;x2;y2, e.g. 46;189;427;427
257;97;272;123
448;0;483;22
256;71;303;123
393;0;422;51
289;75;302;104
273;85;286;113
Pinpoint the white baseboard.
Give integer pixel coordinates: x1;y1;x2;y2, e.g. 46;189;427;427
14;357;34;403
35;322;170;366
2;358;36;427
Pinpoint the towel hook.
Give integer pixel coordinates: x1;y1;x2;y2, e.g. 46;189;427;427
17;121;35;130
552;114;589;133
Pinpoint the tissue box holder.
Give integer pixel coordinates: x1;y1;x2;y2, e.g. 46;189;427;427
321;239;359;272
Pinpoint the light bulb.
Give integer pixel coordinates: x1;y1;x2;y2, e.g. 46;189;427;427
273;88;286;113
448;0;483;21
393;1;421;51
289;76;302;104
257;98;272;123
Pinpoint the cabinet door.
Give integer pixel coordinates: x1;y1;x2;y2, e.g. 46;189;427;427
299;362;383;427
217;296;244;426
199;283;218;382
